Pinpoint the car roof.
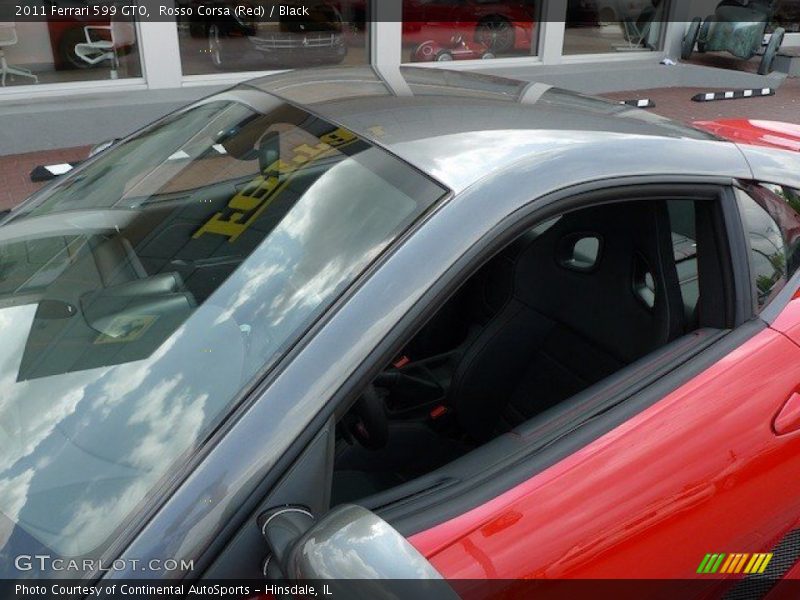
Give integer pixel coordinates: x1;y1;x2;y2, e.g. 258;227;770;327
247;66;718;191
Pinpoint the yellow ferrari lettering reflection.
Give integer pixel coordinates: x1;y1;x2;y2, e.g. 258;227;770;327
194;127;359;243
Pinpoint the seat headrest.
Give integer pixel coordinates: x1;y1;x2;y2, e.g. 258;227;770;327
512;201;684;363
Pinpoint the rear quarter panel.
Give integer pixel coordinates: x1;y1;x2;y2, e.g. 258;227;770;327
737;144;800;191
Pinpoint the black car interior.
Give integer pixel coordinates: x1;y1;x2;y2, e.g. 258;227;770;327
332;196;728;505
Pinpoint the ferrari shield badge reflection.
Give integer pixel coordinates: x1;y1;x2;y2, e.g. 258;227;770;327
93;314;158;344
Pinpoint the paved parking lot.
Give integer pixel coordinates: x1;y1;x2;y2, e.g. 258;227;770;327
0;146;90;211
604;53;800;124
603;76;800;124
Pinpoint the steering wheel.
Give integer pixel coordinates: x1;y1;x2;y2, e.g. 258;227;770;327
347;383;389;450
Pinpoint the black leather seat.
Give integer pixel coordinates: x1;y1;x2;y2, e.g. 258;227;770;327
333;200;688;504
448;201;685;442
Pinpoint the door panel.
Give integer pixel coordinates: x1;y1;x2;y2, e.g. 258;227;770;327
770;296;800;349
409;327;800;581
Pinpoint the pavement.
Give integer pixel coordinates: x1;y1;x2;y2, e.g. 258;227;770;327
0;146;90;211
602;76;800;124
603;53;800;124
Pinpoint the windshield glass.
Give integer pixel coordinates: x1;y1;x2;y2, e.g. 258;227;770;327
0;88;445;568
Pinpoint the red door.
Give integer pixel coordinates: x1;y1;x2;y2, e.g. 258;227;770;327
410;319;800;584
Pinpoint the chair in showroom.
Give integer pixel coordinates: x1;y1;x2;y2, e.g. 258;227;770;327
74;20;136;79
0;23;39;86
619;1;664;51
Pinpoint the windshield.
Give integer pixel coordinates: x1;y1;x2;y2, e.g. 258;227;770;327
0;88;444;569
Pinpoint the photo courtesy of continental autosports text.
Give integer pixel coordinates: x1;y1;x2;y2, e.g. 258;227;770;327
14;584;254;598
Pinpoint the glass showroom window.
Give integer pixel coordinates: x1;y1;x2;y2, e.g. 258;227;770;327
562;0;668;55
177;1;369;75
0;17;141;87
771;0;800;32
402;0;540;63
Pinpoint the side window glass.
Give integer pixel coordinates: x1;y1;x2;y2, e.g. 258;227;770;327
668;200;699;324
738;184;800;309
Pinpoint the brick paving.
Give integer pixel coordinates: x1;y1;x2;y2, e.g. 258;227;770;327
0;146;90;211
602;53;800;125
603;75;800;126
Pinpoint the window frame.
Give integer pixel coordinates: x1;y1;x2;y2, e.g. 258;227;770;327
0;89;451;577
242;180;755;546
141;178;755;582
735;182;800;322
561;0;672;57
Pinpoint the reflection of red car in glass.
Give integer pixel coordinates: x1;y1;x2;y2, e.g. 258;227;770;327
775;0;800;31
412;34;495;62
403;0;537;57
45;1;138;71
47;18;110;70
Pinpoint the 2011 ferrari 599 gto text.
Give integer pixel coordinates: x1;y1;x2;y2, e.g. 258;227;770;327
2;66;800;598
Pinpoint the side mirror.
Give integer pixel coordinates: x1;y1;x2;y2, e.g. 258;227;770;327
260;504;459;598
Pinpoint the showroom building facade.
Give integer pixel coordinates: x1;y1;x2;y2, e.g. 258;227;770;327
1;0;797;102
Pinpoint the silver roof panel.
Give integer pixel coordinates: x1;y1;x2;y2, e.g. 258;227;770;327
246;66;721;191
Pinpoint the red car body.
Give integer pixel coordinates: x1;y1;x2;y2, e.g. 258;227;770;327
12;71;800;596
407;120;800;593
694;119;800;153
402;0;537;55
47;18;110;70
411;37;494;62
412;326;800;582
